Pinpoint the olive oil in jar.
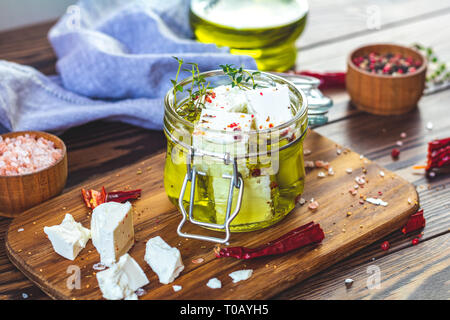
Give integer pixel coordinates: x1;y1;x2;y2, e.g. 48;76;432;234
190;0;309;71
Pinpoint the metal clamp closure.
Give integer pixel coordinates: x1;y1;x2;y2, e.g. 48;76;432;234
177;151;244;243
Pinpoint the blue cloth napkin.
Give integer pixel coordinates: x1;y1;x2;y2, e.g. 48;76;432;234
0;0;256;133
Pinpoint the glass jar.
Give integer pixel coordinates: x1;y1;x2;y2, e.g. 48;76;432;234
163;70;308;243
190;0;309;72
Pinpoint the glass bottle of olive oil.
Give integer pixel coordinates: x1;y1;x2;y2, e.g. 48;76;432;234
190;0;309;71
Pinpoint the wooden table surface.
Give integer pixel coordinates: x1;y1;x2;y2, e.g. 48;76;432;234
0;0;449;300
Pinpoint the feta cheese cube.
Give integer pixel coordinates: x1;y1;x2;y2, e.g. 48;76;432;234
229;269;253;283
193;108;254;147
144;236;184;284
44;214;91;261
203;85;249;113
214;175;274;225
246;84;293;130
206;278;222;289
91;202;134;267
96;253;149;300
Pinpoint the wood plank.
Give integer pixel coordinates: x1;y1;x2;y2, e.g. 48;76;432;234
5;131;419;300
301;1;450;49
297;11;450;71
276;232;450;300
0;21;56;75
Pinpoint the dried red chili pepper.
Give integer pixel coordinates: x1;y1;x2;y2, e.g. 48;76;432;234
414;138;450;177
107;189;142;203
215;222;325;260
81;188;92;208
401;209;426;234
294;71;346;90
81;187;141;209
426;138;450;172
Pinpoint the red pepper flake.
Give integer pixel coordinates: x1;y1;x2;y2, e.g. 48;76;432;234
315;160;329;169
288;133;297;142
260;92;263;96
401;209;426;234
251;168;261;177
380;241;390;251
269;123;274;128
215;222;325;259
391;148;400;159
411;238;420;246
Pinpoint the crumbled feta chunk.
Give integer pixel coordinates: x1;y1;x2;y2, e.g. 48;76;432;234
144;236;184;284
91;202;134;267
96;253;149;300
44;214;91;261
366;198;388;206
229;269;253;283
206;278;222;289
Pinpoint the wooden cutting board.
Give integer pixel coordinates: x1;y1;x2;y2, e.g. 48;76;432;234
5;130;419;300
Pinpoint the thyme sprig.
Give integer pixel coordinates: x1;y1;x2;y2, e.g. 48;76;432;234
171;57;211;121
170;57;261;121
413;43;449;83
219;64;260;89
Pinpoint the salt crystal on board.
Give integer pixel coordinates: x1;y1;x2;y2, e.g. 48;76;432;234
344;278;354;289
172;285;182;292
366;198;388;206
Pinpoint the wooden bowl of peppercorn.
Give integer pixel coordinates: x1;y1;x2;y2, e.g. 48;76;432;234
346;43;427;115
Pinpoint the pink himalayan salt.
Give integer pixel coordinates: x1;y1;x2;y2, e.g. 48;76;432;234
0;134;63;176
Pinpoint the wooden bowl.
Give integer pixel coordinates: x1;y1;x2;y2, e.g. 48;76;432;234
0;131;68;217
346;43;427;115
